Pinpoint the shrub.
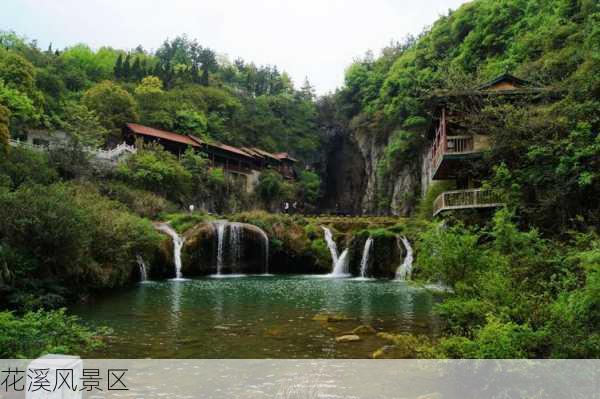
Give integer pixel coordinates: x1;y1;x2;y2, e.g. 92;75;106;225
417;222;490;286
117;141;191;201
256;170;284;207
298;170;321;204
0;309;103;358
163;212;212;234
0;146;58;189
98;179;173;218
0;181;163;309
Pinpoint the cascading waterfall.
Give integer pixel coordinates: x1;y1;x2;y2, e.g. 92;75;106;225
213;221;270;275
255;227;270;274
156;223;185;280
229;222;243;272
214;221;227;275
359;237;374;278
322;226;350;277
395;236;414;281
136;255;148;282
321;226;339;265
332;249;350;276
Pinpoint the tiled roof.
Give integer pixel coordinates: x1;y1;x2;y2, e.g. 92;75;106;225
250;147;280;161
240;147;264;159
126;123;200;147
274;152;298;163
214;142;255;158
126;123;294;164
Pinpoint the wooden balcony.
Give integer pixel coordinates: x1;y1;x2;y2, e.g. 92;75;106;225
433;188;503;216
429;110;485;180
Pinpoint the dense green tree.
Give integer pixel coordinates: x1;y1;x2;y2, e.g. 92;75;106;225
0;80;40;131
174;109;208;137
297;170;321;204
60;101;108;148
122;53;131;80
114;53;123;79
0;104;9;153
256;170;284;208
82;80;138;133
0;48;36;94
0;146;58;189
116;142;191;200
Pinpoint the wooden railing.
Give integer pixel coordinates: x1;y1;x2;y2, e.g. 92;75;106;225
433;188;503;216
430;109;478;178
445;135;474;153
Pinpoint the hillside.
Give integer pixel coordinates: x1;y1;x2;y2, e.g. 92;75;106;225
0;33;323;161
0;0;598;360
321;0;599;228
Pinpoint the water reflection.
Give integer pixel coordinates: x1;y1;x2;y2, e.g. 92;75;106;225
72;276;437;358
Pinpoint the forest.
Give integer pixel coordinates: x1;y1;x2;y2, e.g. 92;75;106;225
0;0;599;359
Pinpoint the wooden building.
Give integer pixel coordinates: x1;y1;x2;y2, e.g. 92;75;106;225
123;123;297;192
427;73;543;216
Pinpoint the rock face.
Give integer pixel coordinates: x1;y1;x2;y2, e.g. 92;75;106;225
323;133;367;214
181;222;268;275
323;129;434;216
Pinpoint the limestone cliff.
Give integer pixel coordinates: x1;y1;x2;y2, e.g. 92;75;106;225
323;129;432;216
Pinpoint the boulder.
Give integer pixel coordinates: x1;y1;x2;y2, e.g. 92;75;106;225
181;222;269;275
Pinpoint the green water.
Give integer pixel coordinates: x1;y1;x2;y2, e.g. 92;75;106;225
72;275;438;358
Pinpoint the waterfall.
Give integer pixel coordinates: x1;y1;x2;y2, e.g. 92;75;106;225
395;236;414;281
322;226;350;277
229;222;243;272
156;223;185;280
212;221;269;275
254;227;270;274
331;249;350;276
214;221;227;275
359;237;373;278
321;226;339;265
136;255;148;282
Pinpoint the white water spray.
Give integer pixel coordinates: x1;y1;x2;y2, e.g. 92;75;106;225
321;226;339;265
322;226;350;277
332;249;350;276
136;255;148;282
255;227;270;274
395;236;414;281
359;237;373;278
214;221;227;275
229;222;243;273
156;223;185;280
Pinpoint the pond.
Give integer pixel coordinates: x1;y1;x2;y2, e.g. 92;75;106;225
72;275;439;358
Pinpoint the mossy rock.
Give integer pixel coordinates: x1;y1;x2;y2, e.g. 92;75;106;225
150;235;175;279
181;222;269;275
348;234;404;278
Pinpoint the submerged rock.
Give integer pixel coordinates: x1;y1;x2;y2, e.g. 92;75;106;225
352;325;377;335
335;334;361;343
312;313;352;322
371;345;396;359
213;325;231;331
